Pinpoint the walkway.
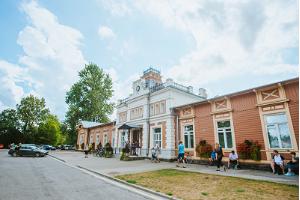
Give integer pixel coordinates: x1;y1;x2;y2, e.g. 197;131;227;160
50;151;298;186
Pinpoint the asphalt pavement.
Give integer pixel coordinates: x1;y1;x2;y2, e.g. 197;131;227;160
0;150;157;200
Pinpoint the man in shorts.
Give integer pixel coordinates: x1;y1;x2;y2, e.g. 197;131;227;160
176;141;186;168
270;150;285;174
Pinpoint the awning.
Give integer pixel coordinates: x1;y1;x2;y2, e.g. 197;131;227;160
118;124;142;130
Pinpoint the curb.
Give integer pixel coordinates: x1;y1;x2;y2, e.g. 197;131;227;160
76;165;180;200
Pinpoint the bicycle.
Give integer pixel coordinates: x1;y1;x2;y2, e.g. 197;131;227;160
95;148;105;157
185;154;192;165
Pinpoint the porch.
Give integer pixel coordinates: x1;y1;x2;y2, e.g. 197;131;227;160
118;123;144;156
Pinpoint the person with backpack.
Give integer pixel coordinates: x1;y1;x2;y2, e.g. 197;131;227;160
176;141;186;168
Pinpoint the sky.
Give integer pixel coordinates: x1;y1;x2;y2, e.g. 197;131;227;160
0;0;299;121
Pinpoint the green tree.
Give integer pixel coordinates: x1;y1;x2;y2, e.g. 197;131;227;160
17;95;50;142
0;109;23;147
37;115;62;145
65;63;114;143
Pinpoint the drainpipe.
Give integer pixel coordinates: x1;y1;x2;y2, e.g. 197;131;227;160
86;128;90;149
176;110;179;147
146;92;151;157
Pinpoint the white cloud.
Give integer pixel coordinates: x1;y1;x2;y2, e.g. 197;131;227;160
102;0;298;88
0;1;87;119
0;60;26;108
98;26;116;39
105;67;139;120
97;0;132;16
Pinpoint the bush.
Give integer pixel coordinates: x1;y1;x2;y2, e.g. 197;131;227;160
120;151;129;161
237;140;261;161
196;140;213;158
97;142;102;149
104;142;113;158
122;143;130;154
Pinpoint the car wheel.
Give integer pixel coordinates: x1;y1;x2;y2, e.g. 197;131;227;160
35;153;40;157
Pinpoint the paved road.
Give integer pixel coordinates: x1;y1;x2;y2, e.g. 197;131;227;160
0;150;152;200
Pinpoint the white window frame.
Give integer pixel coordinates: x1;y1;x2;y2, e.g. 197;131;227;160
153;127;162;148
120;131;126;148
264;112;293;149
216;120;233;149
184;124;194;148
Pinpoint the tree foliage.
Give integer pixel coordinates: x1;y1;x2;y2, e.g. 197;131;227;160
65;63;114;144
0;95;65;147
17;95;50;133
0;109;23;148
37;114;62;145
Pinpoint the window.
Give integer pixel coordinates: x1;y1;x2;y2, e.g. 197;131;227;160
160;101;166;113
184;125;194;148
104;134;108;145
121;132;126;148
265;113;292;149
150;100;166;116
150;104;154;116
155;103;160;115
89;135;93;144
96;134;100;144
119;112;127;123
217;120;233;148
130;106;143;119
80;135;84;144
153;128;162;148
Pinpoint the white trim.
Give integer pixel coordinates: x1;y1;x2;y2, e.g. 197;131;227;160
214;116;236;151
150;125;163;149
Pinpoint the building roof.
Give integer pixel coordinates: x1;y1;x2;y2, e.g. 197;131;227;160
78;120;116;129
173;77;299;110
79;121;102;128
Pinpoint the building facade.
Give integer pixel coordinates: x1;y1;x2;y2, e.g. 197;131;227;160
174;78;299;162
76;121;116;150
115;68;206;158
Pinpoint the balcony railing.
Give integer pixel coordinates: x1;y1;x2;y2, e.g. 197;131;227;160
150;81;193;94
118;80;194;106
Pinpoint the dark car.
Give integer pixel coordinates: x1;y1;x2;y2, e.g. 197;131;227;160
8;145;48;157
61;145;75;150
42;145;56;150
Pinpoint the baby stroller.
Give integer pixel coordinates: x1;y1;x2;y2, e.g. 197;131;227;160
151;148;160;163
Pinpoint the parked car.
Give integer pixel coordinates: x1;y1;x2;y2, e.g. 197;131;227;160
61;145;75;150
42;145;56;150
8;145;48;157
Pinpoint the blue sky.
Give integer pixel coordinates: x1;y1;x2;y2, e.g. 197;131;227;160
0;0;298;120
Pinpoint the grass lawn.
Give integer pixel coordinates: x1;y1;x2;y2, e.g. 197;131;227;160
116;169;298;200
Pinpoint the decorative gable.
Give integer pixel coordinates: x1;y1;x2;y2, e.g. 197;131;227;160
215;99;227;110
261;88;280;101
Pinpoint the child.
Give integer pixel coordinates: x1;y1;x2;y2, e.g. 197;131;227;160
209;150;216;166
151;147;158;162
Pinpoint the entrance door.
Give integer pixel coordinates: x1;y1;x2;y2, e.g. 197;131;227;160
132;130;140;147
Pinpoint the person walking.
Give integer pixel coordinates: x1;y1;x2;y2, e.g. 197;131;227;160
215;143;225;171
176;141;186;168
84;144;89;158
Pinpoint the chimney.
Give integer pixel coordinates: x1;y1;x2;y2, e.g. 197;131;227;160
198;88;207;99
187;86;193;93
